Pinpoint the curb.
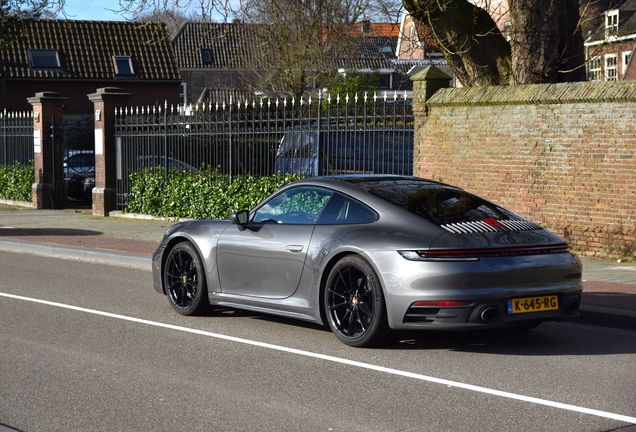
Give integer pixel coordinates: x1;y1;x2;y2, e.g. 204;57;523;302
0;238;151;270
0;199;32;208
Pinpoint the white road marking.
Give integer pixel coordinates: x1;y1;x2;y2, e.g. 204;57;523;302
3;292;636;424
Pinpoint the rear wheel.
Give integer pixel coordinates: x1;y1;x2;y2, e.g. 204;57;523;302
164;242;209;315
324;255;389;347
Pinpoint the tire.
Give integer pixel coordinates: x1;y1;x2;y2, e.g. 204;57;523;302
324;255;389;347
164;242;210;316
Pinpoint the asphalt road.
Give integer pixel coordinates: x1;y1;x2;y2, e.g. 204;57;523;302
1;252;635;432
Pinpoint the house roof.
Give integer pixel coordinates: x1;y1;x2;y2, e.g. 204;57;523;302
1;19;180;81
587;0;636;43
173;22;414;96
173;22;401;71
349;22;401;37
173;22;264;69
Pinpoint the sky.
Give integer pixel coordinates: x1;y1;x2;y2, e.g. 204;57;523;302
59;0;230;22
61;0;127;21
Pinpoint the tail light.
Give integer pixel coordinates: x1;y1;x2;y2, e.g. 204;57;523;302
411;300;472;307
399;244;570;261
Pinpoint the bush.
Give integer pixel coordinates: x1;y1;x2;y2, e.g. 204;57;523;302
124;167;303;219
0;162;34;202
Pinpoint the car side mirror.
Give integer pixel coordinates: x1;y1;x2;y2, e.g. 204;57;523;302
230;210;250;231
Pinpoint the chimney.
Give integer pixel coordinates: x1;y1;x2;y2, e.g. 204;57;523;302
361;19;370;34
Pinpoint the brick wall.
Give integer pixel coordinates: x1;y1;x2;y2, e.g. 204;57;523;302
1;80;181;113
413;80;636;260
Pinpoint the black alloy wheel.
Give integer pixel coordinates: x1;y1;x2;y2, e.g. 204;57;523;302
164;242;209;315
325;255;389;347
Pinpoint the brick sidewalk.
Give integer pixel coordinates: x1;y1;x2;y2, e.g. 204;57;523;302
581;281;636;311
0;228;159;255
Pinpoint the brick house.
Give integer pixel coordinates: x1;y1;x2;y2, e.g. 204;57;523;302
0;19;182;114
172;21;420;105
331;20;416;95
395;14;454;85
172;22;264;104
585;0;636;81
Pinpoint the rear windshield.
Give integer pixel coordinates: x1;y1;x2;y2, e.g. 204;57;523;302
354;178;520;225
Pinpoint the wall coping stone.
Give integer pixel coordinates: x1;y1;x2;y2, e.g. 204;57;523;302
427;80;636;107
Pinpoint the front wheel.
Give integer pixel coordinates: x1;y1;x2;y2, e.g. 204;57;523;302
164;242;209;316
324;255;389;347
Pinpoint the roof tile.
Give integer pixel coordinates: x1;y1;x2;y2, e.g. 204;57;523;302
1;19;180;81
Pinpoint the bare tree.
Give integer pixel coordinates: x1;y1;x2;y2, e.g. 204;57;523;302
136;8;207;38
114;0;238;22
239;0;406;98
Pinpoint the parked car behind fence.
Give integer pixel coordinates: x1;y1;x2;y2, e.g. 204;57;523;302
275;129;414;176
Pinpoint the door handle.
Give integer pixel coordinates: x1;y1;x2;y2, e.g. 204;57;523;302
285;245;303;253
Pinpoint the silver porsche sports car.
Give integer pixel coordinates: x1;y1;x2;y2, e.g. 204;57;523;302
152;175;582;347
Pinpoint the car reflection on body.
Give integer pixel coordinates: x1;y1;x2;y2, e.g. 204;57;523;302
151;175;582;347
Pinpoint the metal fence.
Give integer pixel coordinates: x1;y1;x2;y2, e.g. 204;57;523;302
114;92;414;209
0;110;34;167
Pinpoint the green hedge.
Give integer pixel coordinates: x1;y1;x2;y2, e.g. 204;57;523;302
124;168;304;219
0;163;34;202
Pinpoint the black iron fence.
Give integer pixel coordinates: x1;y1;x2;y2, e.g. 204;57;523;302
0;110;34;167
114;92;414;209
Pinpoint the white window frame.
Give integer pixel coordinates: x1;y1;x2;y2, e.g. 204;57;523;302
409;26;416;49
588;56;601;81
623;51;632;77
503;21;512;41
606;10;619;38
605;53;618;81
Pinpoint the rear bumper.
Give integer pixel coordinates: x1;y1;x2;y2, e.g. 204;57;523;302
370;250;583;330
397;291;582;330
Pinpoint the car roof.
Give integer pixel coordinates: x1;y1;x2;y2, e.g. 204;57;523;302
294;174;450;190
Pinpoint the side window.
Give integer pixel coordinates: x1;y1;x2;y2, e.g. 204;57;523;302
253;186;332;224
317;193;378;224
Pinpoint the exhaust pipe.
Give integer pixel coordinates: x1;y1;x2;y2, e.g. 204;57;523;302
566;299;580;314
480;306;502;322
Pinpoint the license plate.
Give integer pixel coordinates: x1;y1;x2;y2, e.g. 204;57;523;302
507;295;559;314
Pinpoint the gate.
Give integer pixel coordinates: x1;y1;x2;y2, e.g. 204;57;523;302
114;92;414;210
61;115;95;204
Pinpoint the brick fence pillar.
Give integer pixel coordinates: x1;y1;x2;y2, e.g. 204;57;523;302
409;66;452;177
87;87;132;217
410;65;452;117
27;91;68;209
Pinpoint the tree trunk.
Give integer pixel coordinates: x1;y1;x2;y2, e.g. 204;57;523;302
404;0;512;86
403;0;585;86
509;0;586;83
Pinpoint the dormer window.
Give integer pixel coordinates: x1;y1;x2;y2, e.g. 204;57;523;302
378;73;393;89
606;10;619;37
29;49;62;71
376;45;394;57
113;56;134;76
201;49;212;65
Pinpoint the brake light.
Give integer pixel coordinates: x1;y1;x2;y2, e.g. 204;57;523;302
411;300;471;307
399;244;569;261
